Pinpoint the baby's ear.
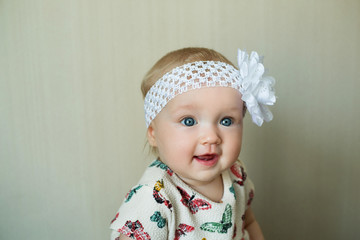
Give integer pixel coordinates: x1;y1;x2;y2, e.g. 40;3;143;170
147;124;157;147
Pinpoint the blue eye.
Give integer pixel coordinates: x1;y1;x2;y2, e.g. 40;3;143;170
220;117;232;126
181;117;197;126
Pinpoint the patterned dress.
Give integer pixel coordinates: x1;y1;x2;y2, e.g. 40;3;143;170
110;159;254;240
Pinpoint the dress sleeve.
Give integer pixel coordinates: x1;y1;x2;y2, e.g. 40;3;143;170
230;160;255;209
243;167;255;209
110;184;172;240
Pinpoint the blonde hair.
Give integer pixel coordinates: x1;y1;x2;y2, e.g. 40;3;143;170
141;47;245;155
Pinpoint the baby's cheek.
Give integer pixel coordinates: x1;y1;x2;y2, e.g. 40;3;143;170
229;140;242;157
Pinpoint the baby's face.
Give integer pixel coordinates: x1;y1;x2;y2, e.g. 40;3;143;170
147;87;244;188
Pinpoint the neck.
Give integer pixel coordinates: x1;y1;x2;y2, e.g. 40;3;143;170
187;174;224;203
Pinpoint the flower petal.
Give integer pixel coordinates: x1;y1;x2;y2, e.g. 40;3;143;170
237;49;276;126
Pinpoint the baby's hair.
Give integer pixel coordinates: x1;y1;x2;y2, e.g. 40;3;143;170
141;47;246;156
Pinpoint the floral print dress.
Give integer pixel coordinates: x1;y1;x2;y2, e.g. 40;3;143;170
110;159;254;240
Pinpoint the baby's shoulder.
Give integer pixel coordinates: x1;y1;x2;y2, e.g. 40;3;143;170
122;159;178;205
136;159;176;190
228;160;251;186
110;160;176;230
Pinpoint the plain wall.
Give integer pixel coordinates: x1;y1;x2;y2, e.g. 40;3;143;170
1;0;359;239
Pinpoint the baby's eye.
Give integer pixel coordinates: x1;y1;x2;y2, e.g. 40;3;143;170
181;117;197;126
220;117;233;126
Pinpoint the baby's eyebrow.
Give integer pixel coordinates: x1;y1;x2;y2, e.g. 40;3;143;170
175;104;196;110
171;105;243;115
225;106;244;113
170;104;197;115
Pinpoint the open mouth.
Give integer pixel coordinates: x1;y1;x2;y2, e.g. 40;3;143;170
194;154;219;166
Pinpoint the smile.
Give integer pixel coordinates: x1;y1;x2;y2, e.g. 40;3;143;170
194;154;219;166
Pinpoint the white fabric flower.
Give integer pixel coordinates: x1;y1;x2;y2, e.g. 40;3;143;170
237;49;276;126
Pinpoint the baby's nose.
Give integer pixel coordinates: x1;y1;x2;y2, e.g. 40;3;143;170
200;125;221;145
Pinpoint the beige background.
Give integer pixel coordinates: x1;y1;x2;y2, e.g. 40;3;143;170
1;0;359;239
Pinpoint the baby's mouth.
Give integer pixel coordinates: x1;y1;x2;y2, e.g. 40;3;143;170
194;154;219;161
194;154;219;166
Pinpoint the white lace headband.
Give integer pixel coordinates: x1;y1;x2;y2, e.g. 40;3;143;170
144;49;276;127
